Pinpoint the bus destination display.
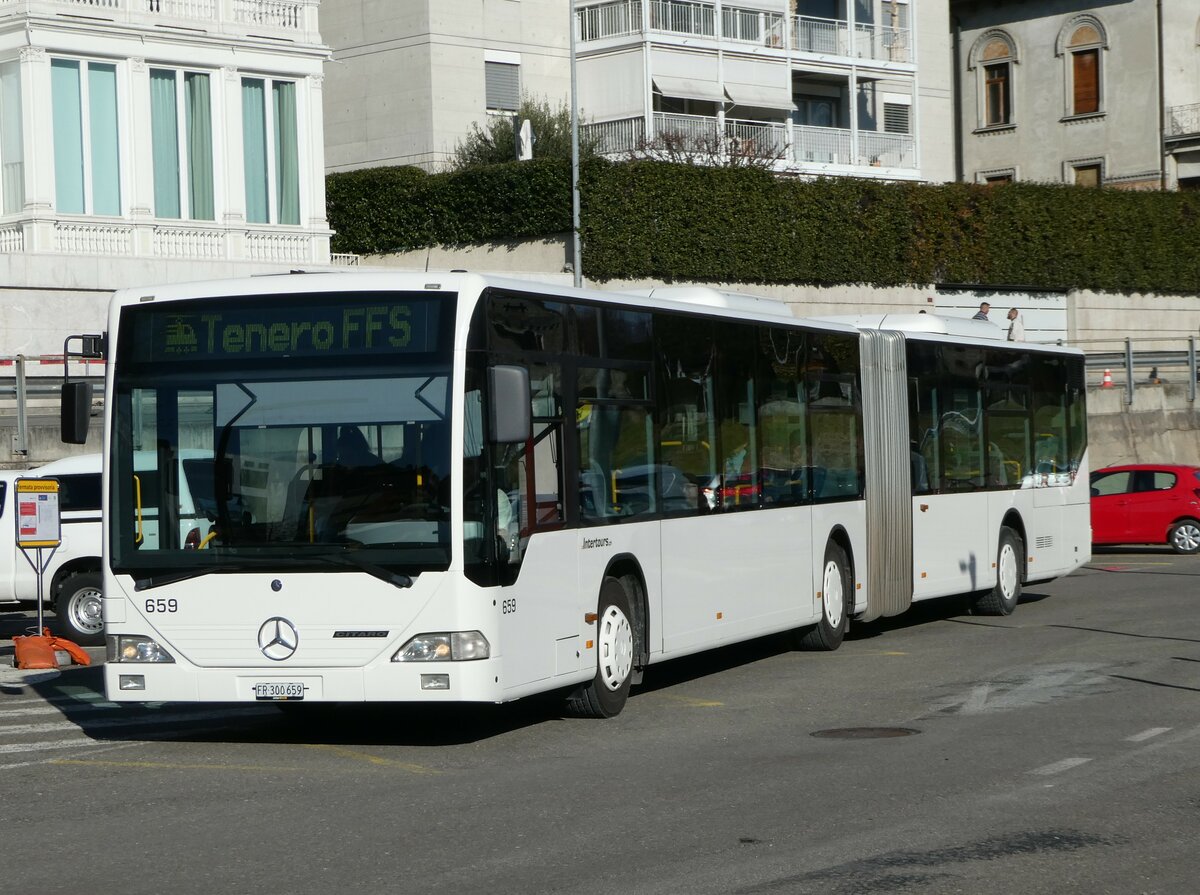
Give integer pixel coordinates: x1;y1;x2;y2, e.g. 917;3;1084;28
128;294;443;363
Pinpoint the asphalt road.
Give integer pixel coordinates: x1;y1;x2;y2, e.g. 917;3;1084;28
2;549;1198;895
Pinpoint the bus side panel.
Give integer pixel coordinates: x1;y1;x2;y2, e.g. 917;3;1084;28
498;529;587;697
811;501;867;616
660;506;815;656
911;493;990;600
576;518;661;662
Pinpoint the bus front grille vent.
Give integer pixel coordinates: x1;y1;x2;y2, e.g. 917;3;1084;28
1035;536;1054;549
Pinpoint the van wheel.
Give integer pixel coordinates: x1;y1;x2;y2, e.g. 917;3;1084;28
796;541;850;651
565;576;635;719
55;571;104;645
973;527;1023;616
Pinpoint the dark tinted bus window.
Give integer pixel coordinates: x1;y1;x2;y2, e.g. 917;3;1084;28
656;314;717;516
488;292;570;355
806;333;863;500
0;480;6;517
577;305;653;361
757;326;808;507
57;473;102;512
715;324;759;511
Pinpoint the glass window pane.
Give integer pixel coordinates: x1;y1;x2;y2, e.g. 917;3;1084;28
185;73;215;221
272;80;299;225
716;325;759;510
51;59;84;214
150;69;180;219
242;78;268;224
578;401;654;521
656;314;717;516
758;326;808;506
1;62;25;215
88;63;121;216
805;333;862;500
1090;471;1130;496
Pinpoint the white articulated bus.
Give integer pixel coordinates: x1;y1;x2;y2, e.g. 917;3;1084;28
61;272;1089;716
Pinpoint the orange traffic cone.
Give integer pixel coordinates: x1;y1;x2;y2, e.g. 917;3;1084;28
1101;369;1113;388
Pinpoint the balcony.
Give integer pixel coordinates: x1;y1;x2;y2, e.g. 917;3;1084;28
584;113;917;175
0;0;322;43
577;0;910;64
1167;103;1200;139
0;215;332;265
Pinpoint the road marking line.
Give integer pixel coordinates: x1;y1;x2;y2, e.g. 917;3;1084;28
0;703;117;719
303;744;441;774
1126;727;1172;742
1030;757;1091;776
0;737;102;755
52;759;304;772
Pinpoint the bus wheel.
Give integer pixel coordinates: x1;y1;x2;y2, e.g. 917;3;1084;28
973;527;1023;616
55;571;105;646
796;542;850;651
566;576;635;719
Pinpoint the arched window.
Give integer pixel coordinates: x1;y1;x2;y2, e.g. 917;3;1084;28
970;32;1017;128
1057;17;1107;117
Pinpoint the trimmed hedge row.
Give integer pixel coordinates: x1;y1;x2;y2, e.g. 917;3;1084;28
326;159;1200;294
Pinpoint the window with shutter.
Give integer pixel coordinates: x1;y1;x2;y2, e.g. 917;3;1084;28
883;103;910;134
1072;49;1099;114
485;62;520;113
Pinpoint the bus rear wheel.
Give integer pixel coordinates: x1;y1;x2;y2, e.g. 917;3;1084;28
973;526;1023;616
796;542;850;651
566;576;635;719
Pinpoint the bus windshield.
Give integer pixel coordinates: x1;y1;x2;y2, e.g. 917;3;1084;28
109;291;456;579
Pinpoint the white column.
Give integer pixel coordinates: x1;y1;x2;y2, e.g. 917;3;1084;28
220;65;246;260
127;57;155;257
305;73;330;262
19;47;54;252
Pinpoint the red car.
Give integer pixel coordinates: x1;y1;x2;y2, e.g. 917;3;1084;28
1090;464;1200;554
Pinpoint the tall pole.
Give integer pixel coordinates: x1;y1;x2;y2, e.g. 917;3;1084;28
569;0;582;287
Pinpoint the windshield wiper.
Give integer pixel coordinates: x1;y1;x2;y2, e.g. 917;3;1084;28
311;551;414;589
134;567;222;591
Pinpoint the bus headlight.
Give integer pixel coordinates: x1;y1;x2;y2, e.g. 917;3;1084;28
392;631;490;662
106;635;176;664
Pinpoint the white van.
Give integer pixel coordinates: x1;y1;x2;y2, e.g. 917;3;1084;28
0;454;105;644
0;450;212;645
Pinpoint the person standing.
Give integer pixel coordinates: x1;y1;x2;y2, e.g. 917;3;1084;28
972;302;991;321
1006;307;1025;341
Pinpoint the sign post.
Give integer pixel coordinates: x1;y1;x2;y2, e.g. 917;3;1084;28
15;477;61;636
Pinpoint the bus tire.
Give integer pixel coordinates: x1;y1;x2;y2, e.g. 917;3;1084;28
973;527;1023;616
1168;520;1200;555
796;541;850;651
54;571;104;646
565;576;635;719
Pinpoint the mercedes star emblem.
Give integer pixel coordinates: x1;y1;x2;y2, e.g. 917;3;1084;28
258;617;299;661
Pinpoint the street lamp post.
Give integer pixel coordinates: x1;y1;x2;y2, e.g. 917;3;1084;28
569;0;582;288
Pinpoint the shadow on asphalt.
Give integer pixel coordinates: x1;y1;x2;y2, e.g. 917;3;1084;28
0;589;1055;749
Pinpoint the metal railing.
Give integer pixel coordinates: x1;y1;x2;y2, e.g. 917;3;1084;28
576;1;910;62
1082;337;1198;405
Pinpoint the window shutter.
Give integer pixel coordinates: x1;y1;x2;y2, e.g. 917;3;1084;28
883;103;910;134
485;62;520;112
1073;50;1098;114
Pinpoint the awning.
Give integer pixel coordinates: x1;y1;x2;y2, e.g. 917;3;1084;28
723;80;796;111
652;75;724;104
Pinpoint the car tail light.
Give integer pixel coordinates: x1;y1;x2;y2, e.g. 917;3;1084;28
184;527;201;550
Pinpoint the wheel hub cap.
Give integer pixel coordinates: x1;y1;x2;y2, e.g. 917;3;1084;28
598;605;633;691
823;561;844;628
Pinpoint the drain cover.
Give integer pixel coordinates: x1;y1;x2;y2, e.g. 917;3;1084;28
811;727;920;739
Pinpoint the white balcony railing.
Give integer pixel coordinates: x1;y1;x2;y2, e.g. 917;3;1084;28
0;0;318;39
1167;103;1200;138
583;114;917;172
577;1;911;62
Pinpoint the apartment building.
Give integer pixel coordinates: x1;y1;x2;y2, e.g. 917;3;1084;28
321;0;954;183
952;0;1200;189
0;0;333;357
577;0;953;181
322;0;572;172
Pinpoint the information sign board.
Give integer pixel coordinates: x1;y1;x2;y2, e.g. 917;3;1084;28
15;478;61;548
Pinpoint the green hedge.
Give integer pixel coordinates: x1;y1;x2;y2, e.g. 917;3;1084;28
327;159;1200;294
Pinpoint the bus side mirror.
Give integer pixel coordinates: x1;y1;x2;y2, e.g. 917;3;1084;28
488;365;530;444
61;381;93;445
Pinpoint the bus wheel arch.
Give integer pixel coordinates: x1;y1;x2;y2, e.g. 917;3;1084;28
796;532;852;651
973;522;1024;616
565;556;646;719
